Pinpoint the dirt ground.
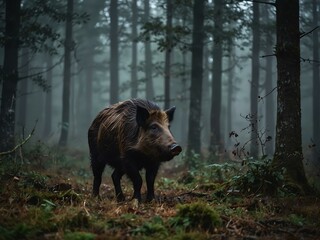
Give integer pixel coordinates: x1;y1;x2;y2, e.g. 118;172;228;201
0;150;320;240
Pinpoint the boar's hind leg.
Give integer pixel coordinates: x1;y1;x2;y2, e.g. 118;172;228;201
146;165;160;202
91;158;106;197
111;168;125;202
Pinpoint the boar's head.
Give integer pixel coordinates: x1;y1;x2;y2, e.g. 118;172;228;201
133;105;182;161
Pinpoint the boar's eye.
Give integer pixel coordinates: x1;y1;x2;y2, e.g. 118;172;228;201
149;123;160;133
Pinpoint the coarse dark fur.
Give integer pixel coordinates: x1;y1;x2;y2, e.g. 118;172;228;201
88;99;181;202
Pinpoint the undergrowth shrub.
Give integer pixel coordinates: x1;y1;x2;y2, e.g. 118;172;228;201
181;154;294;197
231;159;287;196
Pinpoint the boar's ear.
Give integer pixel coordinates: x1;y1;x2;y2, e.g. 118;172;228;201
165;106;176;122
136;106;149;126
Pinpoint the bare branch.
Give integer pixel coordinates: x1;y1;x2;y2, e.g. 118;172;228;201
0;121;37;157
252;0;276;6
300;26;319;39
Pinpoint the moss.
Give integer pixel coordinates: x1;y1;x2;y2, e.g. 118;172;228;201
0;224;35;240
53;208;91;230
172;232;209;240
171;202;221;232
64;231;96;240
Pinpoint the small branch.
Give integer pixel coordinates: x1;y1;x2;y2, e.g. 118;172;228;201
300;26;319;39
18;55;64;81
300;57;320;65
261;54;276;58
258;86;277;101
0;121;37;156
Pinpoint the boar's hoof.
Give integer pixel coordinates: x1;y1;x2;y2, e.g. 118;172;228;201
92;194;102;201
170;143;182;156
116;194;125;202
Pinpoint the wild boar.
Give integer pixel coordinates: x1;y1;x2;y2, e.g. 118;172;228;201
88;99;182;202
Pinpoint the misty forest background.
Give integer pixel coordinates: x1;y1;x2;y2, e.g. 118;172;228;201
1;0;320;189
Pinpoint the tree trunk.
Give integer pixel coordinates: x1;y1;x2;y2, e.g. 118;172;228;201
85;52;93;126
17;48;29;132
131;0;138;98
201;46;210;149
273;0;310;192
110;0;119;104
83;0;104;127
43;54;53;138
164;0;173;109
250;2;260;158
59;0;73;147
312;0;320;162
210;0;223;154
0;0;21;152
144;0;154;100
187;0;205;155
180;15;189;147
144;4;154;100
226;46;235;148
264;6;275;156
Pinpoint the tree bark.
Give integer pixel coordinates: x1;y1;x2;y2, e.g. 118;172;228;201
110;0;119;104
0;0;21;152
187;0;205;155
250;2;260;158
59;0;73;147
273;0;310;192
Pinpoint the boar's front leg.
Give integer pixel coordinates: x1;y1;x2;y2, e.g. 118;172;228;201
125;161;143;202
111;168;125;202
145;164;160;202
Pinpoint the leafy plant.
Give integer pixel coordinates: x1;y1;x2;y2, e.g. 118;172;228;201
288;214;305;226
20;171;48;189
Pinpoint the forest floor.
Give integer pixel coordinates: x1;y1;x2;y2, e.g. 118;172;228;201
0;145;320;240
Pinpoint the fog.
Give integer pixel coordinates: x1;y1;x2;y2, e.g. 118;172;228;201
0;0;318;164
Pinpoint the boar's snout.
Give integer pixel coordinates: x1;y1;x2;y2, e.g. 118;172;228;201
169;143;182;156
